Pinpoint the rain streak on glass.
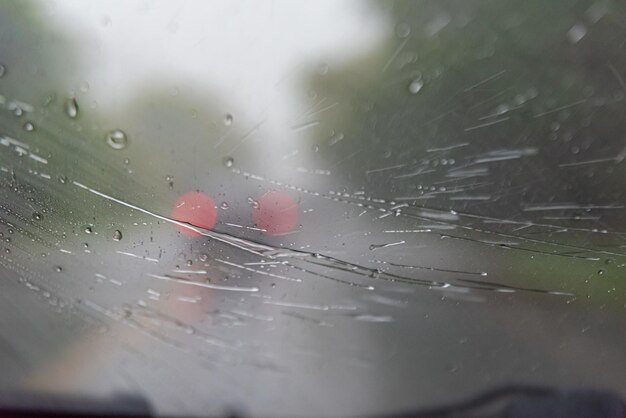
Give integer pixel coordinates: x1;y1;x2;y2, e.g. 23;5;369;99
0;2;625;418
408;78;423;94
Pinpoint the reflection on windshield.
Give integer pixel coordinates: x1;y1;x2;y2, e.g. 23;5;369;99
0;1;625;417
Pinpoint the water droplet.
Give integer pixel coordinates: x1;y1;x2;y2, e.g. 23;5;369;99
112;230;122;241
57;175;68;184
105;129;128;150
55;266;63;272
186;259;193;267
23;121;35;131
224;114;233;126
64;98;79;119
495;104;510;115
220;201;229;210
223;156;234;167
84;226;93;234
0;64;5;78
567;23;587;44
408;79;424;94
513;94;527;105
396;22;411;38
13;107;23;117
32;212;42;221
597;269;604;276
247;197;259;209
198;253;208;262
165;175;174;189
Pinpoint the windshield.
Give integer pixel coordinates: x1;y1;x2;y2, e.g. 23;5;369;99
0;1;625;417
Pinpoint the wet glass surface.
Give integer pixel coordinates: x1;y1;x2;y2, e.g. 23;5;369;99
0;1;625;416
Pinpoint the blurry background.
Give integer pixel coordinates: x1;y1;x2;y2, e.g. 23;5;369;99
0;1;625;417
